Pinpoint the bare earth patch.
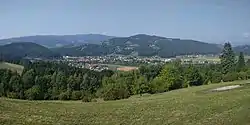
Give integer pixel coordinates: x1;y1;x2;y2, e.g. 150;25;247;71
117;67;138;71
212;85;242;91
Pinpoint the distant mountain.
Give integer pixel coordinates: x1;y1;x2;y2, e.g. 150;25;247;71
234;45;250;55
0;34;115;48
0;42;60;60
53;34;223;57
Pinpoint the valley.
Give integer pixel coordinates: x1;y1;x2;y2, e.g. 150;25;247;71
1;1;250;125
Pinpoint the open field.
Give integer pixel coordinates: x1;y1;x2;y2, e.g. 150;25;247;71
0;62;24;74
196;56;221;62
117;66;138;71
184;55;250;64
1;80;250;125
101;64;138;71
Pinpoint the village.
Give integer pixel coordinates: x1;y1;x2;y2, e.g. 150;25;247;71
62;54;220;71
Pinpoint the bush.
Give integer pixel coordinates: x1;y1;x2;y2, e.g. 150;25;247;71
24;85;42;100
71;91;82;100
211;72;222;83
58;92;70;100
238;72;248;80
148;77;167;94
102;86;130;101
0;83;4;97
99;77;130;101
7;92;19;99
101;83;130;101
82;96;92;102
91;99;98;102
222;72;238;82
246;70;250;79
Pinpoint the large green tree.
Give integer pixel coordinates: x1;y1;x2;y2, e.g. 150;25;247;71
22;69;35;89
237;52;245;71
220;42;236;74
133;76;148;96
185;65;203;86
158;64;184;91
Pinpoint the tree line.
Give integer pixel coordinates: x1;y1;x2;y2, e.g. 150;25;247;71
1;42;250;101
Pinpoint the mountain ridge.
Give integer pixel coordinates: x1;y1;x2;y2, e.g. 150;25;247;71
0;34;115;48
53;34;223;57
0;42;60;60
1;34;249;59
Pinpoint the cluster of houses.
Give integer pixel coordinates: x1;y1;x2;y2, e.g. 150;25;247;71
63;54;220;71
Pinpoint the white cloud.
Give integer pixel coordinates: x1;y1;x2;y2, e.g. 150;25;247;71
243;32;250;38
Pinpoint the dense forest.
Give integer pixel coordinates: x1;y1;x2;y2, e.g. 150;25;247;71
1;42;250;101
0;34;114;48
1;35;250;59
53;34;222;57
0;42;60;61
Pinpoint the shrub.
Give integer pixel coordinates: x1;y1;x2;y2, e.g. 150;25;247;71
24;85;42;100
148;77;167;94
222;72;238;82
238;72;248;80
82;96;92;102
211;72;222;83
91;99;98;102
101;83;130;101
58;91;70;100
71;91;82;100
7;92;19;99
0;83;4;97
102;86;130;101
99;77;130;101
246;70;250;79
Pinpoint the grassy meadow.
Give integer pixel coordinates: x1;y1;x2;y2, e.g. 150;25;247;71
1;80;250;125
0;62;24;75
101;64;138;71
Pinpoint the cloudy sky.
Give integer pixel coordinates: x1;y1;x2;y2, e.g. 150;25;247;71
1;0;250;44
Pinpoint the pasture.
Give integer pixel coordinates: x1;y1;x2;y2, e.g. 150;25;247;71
0;62;24;74
1;80;250;125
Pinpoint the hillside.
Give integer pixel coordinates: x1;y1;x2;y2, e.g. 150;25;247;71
0;34;114;48
234;45;250;55
0;42;60;60
54;34;222;57
0;62;24;74
1;80;250;125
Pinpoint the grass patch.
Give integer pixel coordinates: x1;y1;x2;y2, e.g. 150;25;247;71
0;62;24;75
1;80;250;125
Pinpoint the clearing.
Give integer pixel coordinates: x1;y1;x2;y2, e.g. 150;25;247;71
1;80;250;125
0;62;24;75
100;64;138;71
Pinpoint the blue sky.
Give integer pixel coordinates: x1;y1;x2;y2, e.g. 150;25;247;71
1;0;250;44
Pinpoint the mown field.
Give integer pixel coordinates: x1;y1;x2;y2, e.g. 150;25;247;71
101;64;138;71
1;80;250;125
0;62;24;74
185;55;250;63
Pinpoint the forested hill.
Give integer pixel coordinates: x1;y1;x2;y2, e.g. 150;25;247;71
1;34;249;58
53;34;222;57
0;42;60;60
234;45;250;55
0;34;114;48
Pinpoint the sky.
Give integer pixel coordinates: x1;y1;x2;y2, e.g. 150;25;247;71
1;0;250;45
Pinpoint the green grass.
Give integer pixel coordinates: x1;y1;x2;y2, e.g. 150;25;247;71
1;80;250;125
0;62;24;75
189;56;250;63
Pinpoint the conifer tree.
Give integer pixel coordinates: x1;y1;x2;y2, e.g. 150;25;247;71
220;42;236;74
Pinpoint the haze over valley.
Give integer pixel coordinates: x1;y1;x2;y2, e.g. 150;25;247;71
1;1;250;125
